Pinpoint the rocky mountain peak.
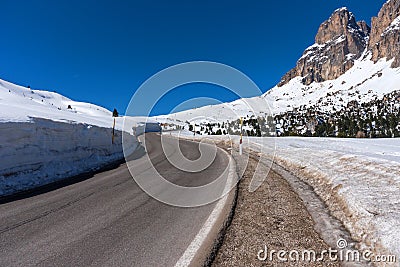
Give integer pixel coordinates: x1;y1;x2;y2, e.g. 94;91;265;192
278;7;368;87
315;7;365;44
369;0;400;67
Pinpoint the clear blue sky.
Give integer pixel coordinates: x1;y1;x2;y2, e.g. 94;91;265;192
1;0;386;116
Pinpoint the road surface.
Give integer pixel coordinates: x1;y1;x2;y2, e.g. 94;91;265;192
0;133;230;266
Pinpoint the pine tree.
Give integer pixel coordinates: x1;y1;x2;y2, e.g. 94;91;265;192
112;108;119;117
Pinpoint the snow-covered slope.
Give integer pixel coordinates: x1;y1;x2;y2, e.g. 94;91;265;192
0;79;138;196
264;55;400;115
155;55;400;125
155;95;269;124
0;78;114;127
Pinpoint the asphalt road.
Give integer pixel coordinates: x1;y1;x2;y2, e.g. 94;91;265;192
0;133;230;267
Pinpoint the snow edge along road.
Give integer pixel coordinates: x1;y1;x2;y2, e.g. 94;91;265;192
0;119;139;199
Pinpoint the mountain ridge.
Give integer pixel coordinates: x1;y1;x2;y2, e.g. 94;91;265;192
279;0;400;87
278;7;369;87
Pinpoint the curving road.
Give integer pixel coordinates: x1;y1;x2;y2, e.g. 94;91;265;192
0;133;231;267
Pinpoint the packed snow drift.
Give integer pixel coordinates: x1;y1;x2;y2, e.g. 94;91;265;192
0;79;138;196
251;137;400;262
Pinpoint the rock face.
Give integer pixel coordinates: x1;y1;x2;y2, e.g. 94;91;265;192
369;0;400;67
278;8;369;86
357;21;371;37
278;0;400;87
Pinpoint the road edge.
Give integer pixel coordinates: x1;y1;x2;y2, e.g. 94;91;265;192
174;146;239;267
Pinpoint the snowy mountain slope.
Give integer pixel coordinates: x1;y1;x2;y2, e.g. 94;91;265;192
264;54;400;115
155;95;269;124
0;79;138;196
0;78;114;127
155;55;400;125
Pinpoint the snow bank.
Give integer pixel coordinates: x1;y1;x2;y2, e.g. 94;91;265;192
0;79;139;196
248;137;400;263
0;118;138;197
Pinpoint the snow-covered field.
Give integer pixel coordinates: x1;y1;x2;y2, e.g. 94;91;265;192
0;79;139;196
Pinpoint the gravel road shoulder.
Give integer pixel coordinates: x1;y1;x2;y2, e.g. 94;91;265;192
211;143;340;267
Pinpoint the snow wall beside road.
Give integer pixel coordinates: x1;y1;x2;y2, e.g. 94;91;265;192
0;118;138;196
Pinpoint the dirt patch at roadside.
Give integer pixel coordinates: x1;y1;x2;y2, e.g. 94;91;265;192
211;147;340;267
